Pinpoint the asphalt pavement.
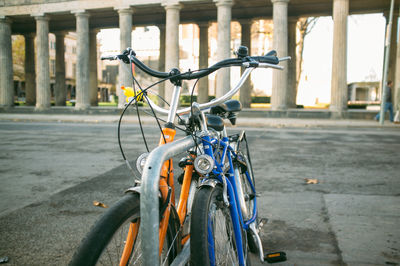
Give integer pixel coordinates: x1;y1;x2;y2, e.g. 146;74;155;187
0;117;399;265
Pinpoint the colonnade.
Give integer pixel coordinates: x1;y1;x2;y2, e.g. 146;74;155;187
0;0;398;115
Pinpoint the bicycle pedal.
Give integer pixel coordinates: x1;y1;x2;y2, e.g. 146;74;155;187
264;251;287;263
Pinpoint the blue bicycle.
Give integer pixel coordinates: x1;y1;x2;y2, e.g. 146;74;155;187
186;47;289;265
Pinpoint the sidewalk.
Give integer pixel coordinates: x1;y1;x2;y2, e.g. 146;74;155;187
1;112;399;128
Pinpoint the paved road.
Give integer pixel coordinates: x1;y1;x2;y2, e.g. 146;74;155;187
0;121;399;265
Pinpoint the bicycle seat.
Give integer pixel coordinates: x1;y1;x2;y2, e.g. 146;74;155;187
210;99;242;115
265;50;277;57
206;114;225;132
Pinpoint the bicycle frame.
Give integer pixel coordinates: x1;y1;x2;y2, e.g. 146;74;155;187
94;49;286;266
139;67;257;265
120;72;198;263
201;134;257;266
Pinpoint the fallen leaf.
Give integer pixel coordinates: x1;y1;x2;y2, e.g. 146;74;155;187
93;201;108;208
305;178;318;184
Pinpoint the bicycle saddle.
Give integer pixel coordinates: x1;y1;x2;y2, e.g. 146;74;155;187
210;99;242;126
265;50;277;57
206;114;225;132
210;99;242;115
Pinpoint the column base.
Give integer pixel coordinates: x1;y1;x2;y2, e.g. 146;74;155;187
35;104;50;111
75;103;90;110
271;105;288;111
329;106;347;119
0;104;14;110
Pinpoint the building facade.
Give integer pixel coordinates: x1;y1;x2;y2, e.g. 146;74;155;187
0;0;399;115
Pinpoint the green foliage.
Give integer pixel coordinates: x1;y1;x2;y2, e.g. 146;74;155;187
179;95;216;107
12;35;25;80
347;104;367;109
251;96;271;104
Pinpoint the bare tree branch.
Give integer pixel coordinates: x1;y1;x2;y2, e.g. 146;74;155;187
296;17;319;93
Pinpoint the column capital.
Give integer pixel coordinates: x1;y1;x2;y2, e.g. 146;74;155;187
238;19;252;26
32;14;49;21
24;32;36;38
116;7;134;15
271;0;290;4
0;16;12;24
197;21;211;28
72;10;90;18
383;11;399;21
53;31;67;37
162;2;182;10
156;24;166;30
214;0;234;7
90;28;100;34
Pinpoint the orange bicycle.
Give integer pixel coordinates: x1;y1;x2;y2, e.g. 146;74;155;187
69;49;199;265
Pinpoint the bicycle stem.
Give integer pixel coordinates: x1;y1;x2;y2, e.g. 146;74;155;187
167;85;182;124
145;67;255;120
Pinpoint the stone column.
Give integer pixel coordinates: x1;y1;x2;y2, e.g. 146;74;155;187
55;32;66;106
163;3;181;103
24;33;36;106
239;19;252;108
385;13;398;85
0;17;13;108
214;0;233;98
198;22;209;103
74;11;90;110
90;29;98;106
287;17;297;108
395;17;400;112
34;15;51;110
271;0;289;110
158;24;166;104
117;8;133;108
330;0;348;115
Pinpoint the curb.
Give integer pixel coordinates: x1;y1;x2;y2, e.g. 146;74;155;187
1;113;399;129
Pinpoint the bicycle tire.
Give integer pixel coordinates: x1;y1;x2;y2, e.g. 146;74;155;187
190;185;250;266
69;192;180;266
236;135;258;254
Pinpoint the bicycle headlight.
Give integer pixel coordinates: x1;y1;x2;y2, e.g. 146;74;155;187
194;154;214;175
136;152;149;175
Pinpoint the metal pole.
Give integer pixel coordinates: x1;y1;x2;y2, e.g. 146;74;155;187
380;0;395;125
140;136;197;266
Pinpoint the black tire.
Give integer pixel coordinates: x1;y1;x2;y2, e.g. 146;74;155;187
236;135;258;254
69;192;180;266
190;185;250;266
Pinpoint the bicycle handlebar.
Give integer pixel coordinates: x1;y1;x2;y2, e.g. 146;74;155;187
101;47;289;116
100;47;283;82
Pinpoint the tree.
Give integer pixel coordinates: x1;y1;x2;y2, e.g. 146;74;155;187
296;17;318;91
12;35;25;80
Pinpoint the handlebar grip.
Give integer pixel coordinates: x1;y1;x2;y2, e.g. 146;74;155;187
100;55;117;61
278;56;291;62
251;56;279;65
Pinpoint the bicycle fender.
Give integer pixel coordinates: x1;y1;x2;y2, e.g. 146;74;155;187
198;179;221;189
125;186;142;195
125;186;162;198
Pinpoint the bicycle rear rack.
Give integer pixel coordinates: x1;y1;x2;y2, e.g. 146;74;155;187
141;135;197;266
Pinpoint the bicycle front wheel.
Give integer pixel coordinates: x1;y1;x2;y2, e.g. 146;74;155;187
69;192;180;266
236;134;258;254
190;185;243;266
